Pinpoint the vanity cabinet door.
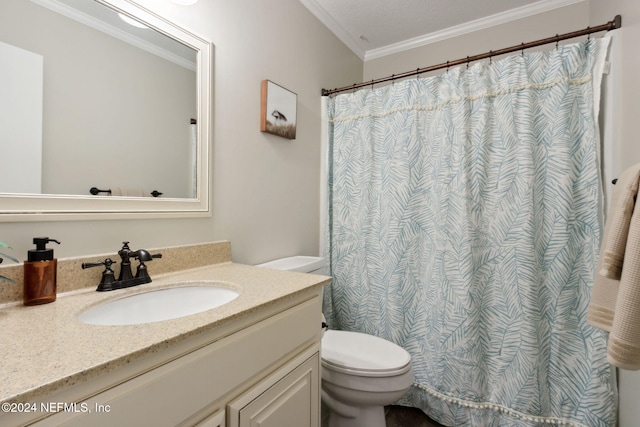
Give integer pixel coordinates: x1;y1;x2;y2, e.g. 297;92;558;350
228;352;320;427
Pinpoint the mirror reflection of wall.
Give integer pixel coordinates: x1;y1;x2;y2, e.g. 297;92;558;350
0;41;43;194
0;0;197;199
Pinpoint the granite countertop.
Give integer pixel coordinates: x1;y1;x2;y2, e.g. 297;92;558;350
0;261;330;405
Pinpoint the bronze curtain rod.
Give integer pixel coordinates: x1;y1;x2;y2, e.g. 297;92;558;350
321;15;622;96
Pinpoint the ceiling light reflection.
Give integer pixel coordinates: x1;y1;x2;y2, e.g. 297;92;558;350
118;13;148;29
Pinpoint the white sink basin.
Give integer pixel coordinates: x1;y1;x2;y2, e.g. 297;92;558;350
77;283;240;326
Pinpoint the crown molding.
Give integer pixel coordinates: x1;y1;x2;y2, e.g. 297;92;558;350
365;0;585;61
297;0;584;62
298;0;366;60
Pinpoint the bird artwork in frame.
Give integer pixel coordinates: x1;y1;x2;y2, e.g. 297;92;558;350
260;80;297;139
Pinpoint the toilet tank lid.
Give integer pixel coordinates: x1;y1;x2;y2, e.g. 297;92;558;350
256;256;325;273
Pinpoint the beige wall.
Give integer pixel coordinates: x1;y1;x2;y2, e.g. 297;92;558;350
0;0;362;264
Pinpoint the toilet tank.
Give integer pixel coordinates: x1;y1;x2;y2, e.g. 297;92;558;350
256;256;325;274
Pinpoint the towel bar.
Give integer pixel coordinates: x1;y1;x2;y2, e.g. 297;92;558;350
90;187;163;197
90;187;111;195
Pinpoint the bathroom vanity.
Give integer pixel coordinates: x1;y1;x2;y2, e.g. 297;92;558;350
0;243;329;427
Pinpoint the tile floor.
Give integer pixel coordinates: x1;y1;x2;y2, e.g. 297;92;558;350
322;404;444;427
385;405;445;427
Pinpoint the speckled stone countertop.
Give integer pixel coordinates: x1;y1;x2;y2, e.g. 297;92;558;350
0;241;331;406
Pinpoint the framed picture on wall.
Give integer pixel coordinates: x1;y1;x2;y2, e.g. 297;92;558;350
260;80;297;139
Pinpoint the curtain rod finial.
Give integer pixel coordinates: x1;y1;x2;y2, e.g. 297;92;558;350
613;15;622;29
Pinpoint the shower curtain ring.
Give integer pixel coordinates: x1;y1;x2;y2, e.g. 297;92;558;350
489;51;492;64
521;42;525;56
416;68;420;79
587;27;591;40
466;56;470;69
556;35;559;49
446;61;450;73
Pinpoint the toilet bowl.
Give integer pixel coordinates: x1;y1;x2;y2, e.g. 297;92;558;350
256;256;413;427
321;329;413;427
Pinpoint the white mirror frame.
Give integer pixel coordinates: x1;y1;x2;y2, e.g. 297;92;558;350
0;0;212;222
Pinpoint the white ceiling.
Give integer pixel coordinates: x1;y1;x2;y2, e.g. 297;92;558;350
299;0;583;60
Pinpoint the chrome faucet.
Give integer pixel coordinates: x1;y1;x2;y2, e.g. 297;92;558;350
82;242;162;292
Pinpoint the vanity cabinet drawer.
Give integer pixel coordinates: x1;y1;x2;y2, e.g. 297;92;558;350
31;296;321;427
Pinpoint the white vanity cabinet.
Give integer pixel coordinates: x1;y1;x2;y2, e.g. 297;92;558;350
26;291;322;427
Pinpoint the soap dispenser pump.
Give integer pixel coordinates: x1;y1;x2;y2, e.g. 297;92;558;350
23;237;61;306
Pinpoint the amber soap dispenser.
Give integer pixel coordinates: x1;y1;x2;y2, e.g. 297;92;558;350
24;237;61;306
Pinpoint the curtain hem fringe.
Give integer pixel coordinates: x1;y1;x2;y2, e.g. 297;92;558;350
414;382;593;427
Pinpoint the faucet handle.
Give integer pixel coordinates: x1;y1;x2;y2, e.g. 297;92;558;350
130;249;152;262
82;258;117;292
128;250;162;261
81;258;116;270
133;252;162;283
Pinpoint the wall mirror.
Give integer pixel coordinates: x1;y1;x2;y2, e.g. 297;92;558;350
0;0;212;221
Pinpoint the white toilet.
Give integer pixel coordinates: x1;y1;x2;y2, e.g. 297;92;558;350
257;256;413;427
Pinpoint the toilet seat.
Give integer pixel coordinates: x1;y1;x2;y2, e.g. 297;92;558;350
321;330;411;377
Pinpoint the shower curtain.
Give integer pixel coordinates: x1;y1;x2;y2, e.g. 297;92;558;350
322;39;616;427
